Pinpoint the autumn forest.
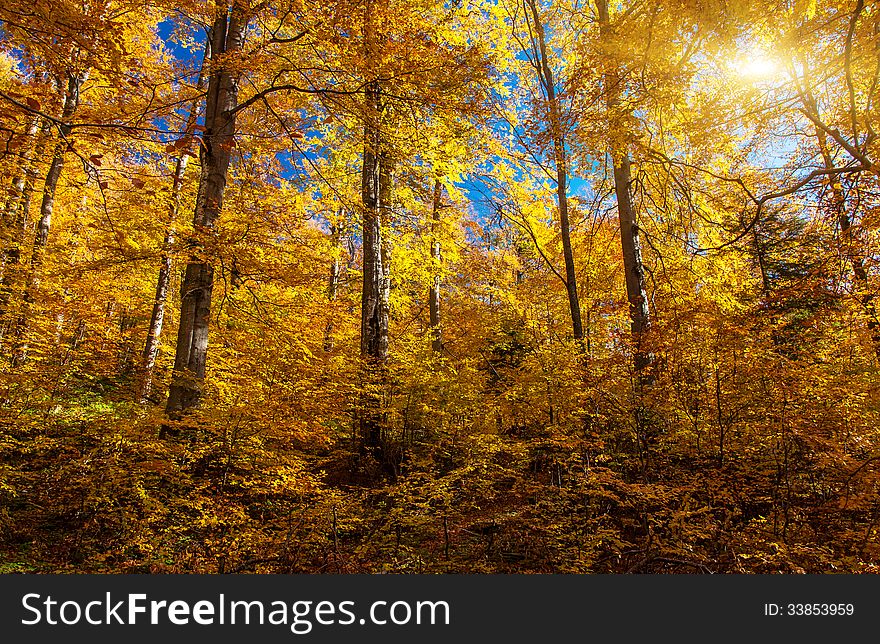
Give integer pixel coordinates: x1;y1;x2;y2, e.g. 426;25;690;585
0;0;878;574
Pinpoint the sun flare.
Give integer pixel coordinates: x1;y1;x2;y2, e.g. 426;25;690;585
732;54;781;80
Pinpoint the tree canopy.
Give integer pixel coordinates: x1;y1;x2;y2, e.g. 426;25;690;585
0;0;878;573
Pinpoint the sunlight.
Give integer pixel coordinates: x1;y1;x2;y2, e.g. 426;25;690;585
731;53;781;80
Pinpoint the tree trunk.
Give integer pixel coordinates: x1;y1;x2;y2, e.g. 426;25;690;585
526;0;583;342
0;117;47;347
12;72;86;367
359;75;391;453
141;225;174;400
140;43;210;403
358;0;392;457
611;153;651;362
597;0;652;380
323;217;342;352
165;7;245;422
359;81;390;365
1;117;39;235
429;179;442;352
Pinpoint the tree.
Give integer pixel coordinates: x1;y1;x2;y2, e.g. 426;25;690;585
595;0;652;378
787;0;880;359
11;71;88;366
164;4;248;419
140;42;210;402
429;179;443;352
520;0;584;341
480;0;585;343
0;116;48;346
323;211;346;353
